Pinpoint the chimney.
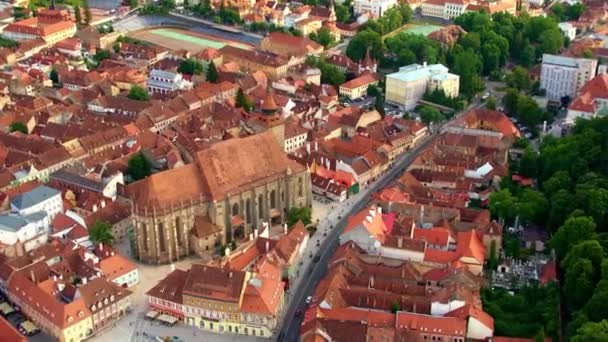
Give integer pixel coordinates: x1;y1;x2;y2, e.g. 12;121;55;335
398;237;403;249
99;243;103;251
265;240;270;252
225;247;231;257
249;233;254;241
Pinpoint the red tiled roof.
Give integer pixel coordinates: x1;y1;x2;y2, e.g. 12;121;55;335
0;315;26;342
568;74;608;113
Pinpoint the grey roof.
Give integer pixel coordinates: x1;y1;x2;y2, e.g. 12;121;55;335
50;169;105;192
10;185;61;210
0;211;47;233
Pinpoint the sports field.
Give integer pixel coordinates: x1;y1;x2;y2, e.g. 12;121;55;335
385;24;443;38
129;28;253;53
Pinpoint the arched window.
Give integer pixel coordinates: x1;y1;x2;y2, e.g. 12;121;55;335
141;223;148;252
232;203;239;216
175;217;183;247
270;190;276;209
158;222;166;252
258;194;264;219
246;199;252;223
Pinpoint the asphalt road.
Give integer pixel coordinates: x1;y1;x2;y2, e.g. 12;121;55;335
277;99;485;342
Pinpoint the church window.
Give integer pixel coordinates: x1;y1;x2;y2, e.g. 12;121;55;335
258;194;264;218
232;203;239;216
176;217;183;246
158;222;166;252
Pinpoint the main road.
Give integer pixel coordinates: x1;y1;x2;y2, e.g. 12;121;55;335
277;99;486;342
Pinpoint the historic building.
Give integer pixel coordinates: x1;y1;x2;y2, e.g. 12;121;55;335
127;131;312;264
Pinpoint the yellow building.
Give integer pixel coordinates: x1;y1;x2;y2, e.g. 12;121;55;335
385;63;459;110
339;73;379;100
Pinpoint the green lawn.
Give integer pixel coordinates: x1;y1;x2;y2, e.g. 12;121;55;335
150;29;251;50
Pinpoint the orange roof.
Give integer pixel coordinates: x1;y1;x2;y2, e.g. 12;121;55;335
395;312;466;336
446;304;494;330
0;315;26;342
413;227;451;246
99;254;137;282
424;249;459;264
456;230;485;264
457;108;520;138
340;73;378;89
568;74;608;113
342;206;386;241
241;256;284;315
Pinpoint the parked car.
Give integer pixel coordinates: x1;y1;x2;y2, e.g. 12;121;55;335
306;296;312;304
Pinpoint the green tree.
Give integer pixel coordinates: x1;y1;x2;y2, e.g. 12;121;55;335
507;66;532;91
419;105;443;125
49;68;59;84
129;0;138;9
518;147;539;178
391;302;401;314
517;188;548;224
9;121;27;134
516;94;543;127
83;0;92;25
178;58;204;75
286;207;312;227
335;4;351;23
452;50;484;98
113;42;120;53
543;170;572;197
488;240;498;270
74;5;81;25
235;88;253;112
550;216;597;259
486;95;497;110
89;220;115;245
572;320;608;342
309;27;335;48
127;85;150;101
538;29;563;55
502;88;519;115
346;29;383;62
206;61;219;83
564;258;596;310
128;152;152;181
584;280;608;322
489;189;517;222
93;49;111;63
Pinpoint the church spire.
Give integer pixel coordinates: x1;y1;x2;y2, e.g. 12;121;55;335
261;86;278;115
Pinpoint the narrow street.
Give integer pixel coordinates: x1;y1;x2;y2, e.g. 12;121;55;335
276;99;484;341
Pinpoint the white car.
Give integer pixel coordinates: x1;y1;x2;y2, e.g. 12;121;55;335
482;92;490;100
306;296;312;304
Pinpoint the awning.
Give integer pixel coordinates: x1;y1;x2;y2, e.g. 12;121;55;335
231;215;244;227
0;302;14;315
145;310;159;319
157;314;178;325
270;208;282;218
20;321;38;333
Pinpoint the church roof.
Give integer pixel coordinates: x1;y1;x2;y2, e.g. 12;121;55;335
127;132;304;208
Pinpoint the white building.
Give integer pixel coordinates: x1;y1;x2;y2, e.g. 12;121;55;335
558;22;577;41
147;69;192;95
540;54;598;101
354;0;398;17
10;185;62;219
385;63;460;110
0;211;50;252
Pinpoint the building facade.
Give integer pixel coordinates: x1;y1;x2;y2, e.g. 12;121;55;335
127;132;312;264
354;0;398;17
540;53;598;101
385;63;460;110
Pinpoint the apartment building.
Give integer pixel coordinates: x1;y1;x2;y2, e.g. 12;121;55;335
385;63;459;110
354;0;398;17
540;54;598;101
421;0;515;20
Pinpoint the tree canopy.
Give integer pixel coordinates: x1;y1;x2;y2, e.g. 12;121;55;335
287;207;312;227
89;220;115;246
128;152;152;181
178;58;204;75
206;61;219;83
127;85;150;101
9;121;27;134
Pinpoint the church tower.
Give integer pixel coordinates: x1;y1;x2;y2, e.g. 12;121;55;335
260;87;285;150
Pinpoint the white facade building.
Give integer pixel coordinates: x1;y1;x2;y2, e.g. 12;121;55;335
540;54;598;101
0;211;50;252
385;63;460;110
147;69;192;95
354;0;398;17
10;185;62;219
558;22;577;41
